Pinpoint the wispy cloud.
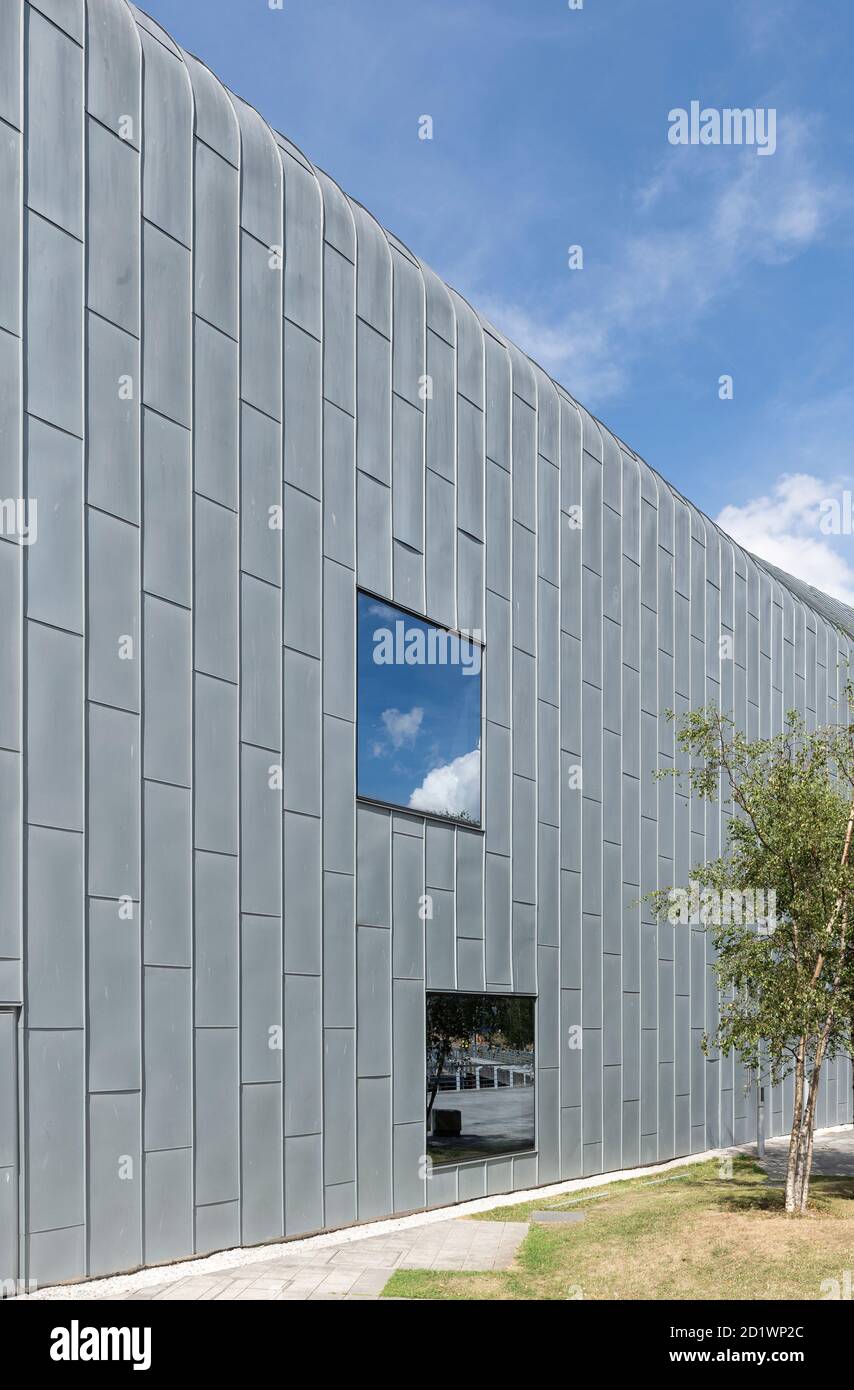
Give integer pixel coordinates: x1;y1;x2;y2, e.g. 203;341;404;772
480;113;846;405
717;473;854;605
737;0;801;53
380;706;424;751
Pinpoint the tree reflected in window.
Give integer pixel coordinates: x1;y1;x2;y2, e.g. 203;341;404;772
426;992;535;1164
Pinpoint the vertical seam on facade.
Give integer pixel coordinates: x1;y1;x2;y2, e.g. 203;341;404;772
132;22;144;1265
280;147;288;1234
532;374;540;1163
382;234;394;1194
478;320;486;997
235;120;244;1244
80;2;91;1276
350;196;359;1224
16;0;26;1289
185;49;198;1254
556;400;563;1178
317;164;326;1228
451;298;459;996
133;6;147;1271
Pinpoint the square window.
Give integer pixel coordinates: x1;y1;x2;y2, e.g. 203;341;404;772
356;592;482;826
426;992;535;1164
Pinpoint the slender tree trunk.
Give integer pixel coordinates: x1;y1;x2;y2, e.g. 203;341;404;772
798;1087;818;1214
791;1090;811;1213
426;1046;447;1123
794;1048;826;1213
785;1041;807;1214
787;792;854;1212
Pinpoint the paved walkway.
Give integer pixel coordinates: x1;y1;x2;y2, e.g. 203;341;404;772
759;1125;854;1182
120;1218;528;1301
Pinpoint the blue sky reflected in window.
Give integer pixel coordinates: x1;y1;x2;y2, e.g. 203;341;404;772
357;594;482;824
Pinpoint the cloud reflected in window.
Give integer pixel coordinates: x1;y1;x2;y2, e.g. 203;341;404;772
357;593;483;825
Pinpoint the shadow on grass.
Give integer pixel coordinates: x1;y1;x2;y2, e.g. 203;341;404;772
811;1177;854;1202
717;1171;854;1216
718;1185;786;1214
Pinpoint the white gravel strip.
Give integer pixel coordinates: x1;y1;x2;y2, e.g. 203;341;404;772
15;1127;851;1301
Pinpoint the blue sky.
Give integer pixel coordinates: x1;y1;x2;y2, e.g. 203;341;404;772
143;0;854;600
357;596;481;821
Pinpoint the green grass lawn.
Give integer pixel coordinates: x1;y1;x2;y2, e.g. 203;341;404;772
381;1157;854;1300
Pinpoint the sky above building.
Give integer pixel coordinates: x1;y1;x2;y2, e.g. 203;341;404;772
141;0;854;602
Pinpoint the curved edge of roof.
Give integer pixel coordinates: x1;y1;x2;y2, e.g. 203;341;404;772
748;556;854;642
123;1;854;644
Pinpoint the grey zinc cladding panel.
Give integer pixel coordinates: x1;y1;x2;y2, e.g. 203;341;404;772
143;594;191;788
87;315;139;524
4;0;852;1286
195;1027;239;1206
324;1028;357;1188
26;826;84;1029
0;127;18;326
142;221;191;428
143;965;192;1152
87;117;139;335
194;141;239;339
27;622;84;832
0;752;21;965
142;409;191;605
0;544;20;755
143;780;191;968
139;28;192;245
194;1200;238;1256
87;0;141;140
242;403;281;585
194;850;238;1021
88;896;140;1092
26;418;83;635
27;1030;85;1235
87;1092;142;1277
0;2;21;130
144;1147;192;1265
26;212;83;437
194;320;238;511
88;702;139;899
241;1081;284;1245
88;509;140;711
26;8;83;237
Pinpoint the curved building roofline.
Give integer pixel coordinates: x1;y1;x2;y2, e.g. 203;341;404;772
126;0;854;643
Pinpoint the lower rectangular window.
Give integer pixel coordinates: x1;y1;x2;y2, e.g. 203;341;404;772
426;991;535;1165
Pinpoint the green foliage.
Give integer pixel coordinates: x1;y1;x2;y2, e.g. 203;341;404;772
425;993;533;1116
426;993;533;1061
646;696;854;1213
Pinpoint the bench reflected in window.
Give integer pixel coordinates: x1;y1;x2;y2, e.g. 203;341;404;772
426;991;535;1165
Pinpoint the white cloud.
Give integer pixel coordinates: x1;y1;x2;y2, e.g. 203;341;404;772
380;706;424;750
480;114;846;405
716;473;854;606
408;747;481;821
738;0;800;53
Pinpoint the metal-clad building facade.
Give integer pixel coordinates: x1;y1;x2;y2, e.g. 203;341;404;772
1;0;851;1287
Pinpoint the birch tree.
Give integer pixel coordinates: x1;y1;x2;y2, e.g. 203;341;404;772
648;703;854;1214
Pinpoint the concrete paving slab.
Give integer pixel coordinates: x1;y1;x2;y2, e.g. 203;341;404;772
531;1210;586;1224
109;1217;527;1301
